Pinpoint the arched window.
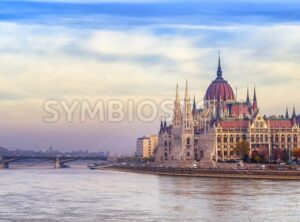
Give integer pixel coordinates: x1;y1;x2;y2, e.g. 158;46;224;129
187;138;190;145
256;135;259;143
164;141;168;147
230;135;234;143
287;135;291;143
265;135;268;142
294;135;298;143
236;135;240;143
281;135;285;143
242;134;247;141
275;134;279;143
224;136;228;143
217;136;222;143
251;135;254;143
260;135;264;142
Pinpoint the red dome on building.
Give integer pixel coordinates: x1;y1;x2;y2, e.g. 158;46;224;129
205;55;235;101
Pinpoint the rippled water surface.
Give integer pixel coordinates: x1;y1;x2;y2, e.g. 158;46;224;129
0;168;299;222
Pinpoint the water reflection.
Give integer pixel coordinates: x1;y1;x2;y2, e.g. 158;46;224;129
0;169;299;222
156;175;300;222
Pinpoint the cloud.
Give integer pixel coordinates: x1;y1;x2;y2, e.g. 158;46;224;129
0;14;300;152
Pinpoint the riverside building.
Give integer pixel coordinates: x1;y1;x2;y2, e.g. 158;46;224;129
135;135;158;158
155;55;300;166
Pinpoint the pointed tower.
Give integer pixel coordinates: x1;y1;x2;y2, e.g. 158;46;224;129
285;107;289;119
292;105;297;124
217;51;223;79
292;105;296;118
164;118;167;128
252;85;258;112
172;84;182;127
192;95;197;116
182;80;193;129
159;119;163;133
246;87;250;104
168;84;183;163
180;80;194;162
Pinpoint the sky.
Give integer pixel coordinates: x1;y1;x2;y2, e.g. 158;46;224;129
0;0;300;154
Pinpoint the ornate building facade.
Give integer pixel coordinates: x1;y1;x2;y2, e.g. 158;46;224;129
155;56;300;165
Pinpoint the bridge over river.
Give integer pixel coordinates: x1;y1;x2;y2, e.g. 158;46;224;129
0;155;107;169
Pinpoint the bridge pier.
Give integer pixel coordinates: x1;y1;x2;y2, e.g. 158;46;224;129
55;158;67;169
55;160;63;169
0;162;9;169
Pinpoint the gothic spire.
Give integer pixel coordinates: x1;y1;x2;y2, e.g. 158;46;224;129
172;84;182;127
192;95;196;116
175;83;180;105
292;105;297;124
252;85;258;111
217;51;223;79
184;80;189;100
285;106;289;119
246;86;250;104
292;105;296;118
183;80;193;129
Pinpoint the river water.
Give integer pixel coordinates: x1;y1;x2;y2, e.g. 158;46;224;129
0;168;299;222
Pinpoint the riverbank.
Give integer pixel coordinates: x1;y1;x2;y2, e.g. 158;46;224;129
103;165;300;180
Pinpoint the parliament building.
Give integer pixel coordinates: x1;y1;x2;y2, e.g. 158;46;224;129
155;55;300;165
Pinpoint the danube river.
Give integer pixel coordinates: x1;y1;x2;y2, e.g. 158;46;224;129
0;167;299;222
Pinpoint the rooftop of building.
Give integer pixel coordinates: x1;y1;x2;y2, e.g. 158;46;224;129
137;135;158;140
204;54;235;101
